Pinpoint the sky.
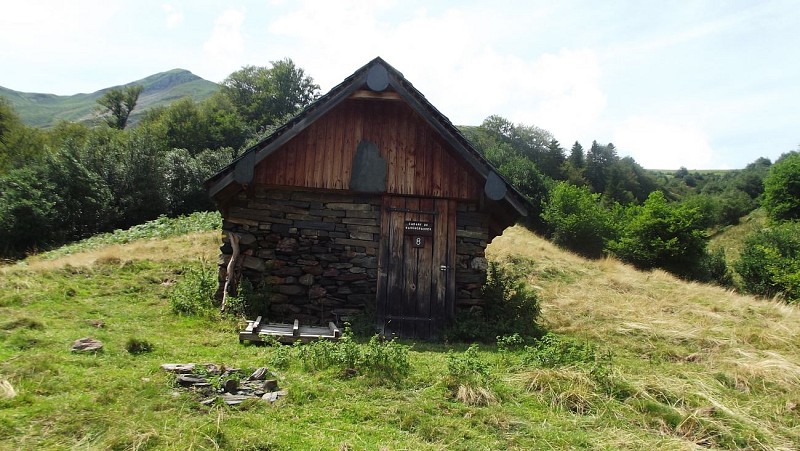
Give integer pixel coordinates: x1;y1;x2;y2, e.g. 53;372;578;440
1;0;798;170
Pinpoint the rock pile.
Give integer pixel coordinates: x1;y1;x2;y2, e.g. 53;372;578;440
161;363;286;406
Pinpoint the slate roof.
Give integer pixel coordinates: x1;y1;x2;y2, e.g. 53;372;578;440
205;57;533;219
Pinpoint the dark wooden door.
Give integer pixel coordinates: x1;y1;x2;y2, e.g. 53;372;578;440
377;196;456;339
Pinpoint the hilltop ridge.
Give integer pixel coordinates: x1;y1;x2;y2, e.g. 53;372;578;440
0;69;219;128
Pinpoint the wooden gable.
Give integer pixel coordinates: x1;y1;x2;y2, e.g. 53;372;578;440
253;97;482;200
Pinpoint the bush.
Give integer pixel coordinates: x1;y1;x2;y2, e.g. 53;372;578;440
762;152;800;222
169;259;217;315
694;247;733;287
296;332;411;382
447;261;542;343
607;191;709;279
735;222;800;302
541;182;615;258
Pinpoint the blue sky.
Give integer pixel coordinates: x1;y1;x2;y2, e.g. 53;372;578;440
2;0;798;169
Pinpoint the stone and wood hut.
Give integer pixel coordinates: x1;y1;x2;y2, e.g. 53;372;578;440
205;57;533;339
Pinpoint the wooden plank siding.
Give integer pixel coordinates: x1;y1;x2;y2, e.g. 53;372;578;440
253;99;482;200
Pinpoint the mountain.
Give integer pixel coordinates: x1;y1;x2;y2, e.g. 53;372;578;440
0;69;219;128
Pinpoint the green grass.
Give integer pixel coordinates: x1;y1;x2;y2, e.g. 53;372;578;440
1;221;799;449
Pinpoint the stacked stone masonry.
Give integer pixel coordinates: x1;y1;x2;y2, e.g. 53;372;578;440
217;187;490;326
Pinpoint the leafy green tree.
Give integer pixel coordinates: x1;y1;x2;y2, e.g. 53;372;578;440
0;99;44;173
0;146;115;256
735;222;800;302
607;191;709;278
162;147;230;215
0;167;57;256
220;58;319;131
97;84;143;129
497;157;551;207
762;151;800;221
541;182;615;258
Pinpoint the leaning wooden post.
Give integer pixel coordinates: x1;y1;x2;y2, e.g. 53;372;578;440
221;232;241;313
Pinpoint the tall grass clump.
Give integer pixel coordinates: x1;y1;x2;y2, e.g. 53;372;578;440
446;344;497;405
168;258;217;315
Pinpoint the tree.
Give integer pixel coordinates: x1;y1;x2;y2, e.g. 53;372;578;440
607;191;709;278
97;84;143;129
541;182;615;258
762;151;800;221
568;141;584;169
220;58;319;131
0;99;44;173
735;222;800;302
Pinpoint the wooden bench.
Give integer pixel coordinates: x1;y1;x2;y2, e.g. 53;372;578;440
239;317;341;344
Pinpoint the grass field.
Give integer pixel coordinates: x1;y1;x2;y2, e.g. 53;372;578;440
1;217;799;450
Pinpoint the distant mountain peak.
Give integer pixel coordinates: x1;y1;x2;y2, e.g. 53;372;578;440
0;70;219;128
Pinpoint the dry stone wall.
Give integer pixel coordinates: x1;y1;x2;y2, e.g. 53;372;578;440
215;188;491;326
455;202;489;311
217;187;382;325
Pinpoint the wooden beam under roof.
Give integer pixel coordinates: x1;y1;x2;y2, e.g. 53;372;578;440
349;89;403;101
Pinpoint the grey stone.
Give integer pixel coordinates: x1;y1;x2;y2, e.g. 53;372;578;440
71;337;103;353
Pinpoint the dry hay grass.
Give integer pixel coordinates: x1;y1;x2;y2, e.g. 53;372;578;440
1;231;220;275
515;368;599;414
0;379;15;399
455;384;497;406
488;225;800;389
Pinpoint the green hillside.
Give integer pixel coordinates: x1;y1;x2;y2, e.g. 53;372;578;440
0;69;219;128
1;215;798;449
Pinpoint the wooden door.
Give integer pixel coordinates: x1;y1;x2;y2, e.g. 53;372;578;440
377;196;456;339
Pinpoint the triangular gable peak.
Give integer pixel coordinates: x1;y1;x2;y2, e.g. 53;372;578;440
206;57;532;237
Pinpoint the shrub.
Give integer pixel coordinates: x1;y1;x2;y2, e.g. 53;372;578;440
696;247;734;287
496;333;526;352
541;182;615;258
735;222;800;302
607;191;709;279
447;262;542;343
296;332;411;382
169;259;217;315
762;152;800;222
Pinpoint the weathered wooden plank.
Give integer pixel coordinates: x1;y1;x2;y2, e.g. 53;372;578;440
328;322;341;338
323;112;337;190
416;198;434;339
432;198;448;332
376;194;392;332
332;104;346;189
342;102;357;189
349;90;403;101
446;199;457;321
385;196;405;336
402;197;419;338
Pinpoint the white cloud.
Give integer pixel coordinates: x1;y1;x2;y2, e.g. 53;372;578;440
613;117;714;169
162;4;184;29
265;2;607;142
202;9;246;81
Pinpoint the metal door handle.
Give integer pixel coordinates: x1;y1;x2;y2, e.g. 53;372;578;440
440;265;449;271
